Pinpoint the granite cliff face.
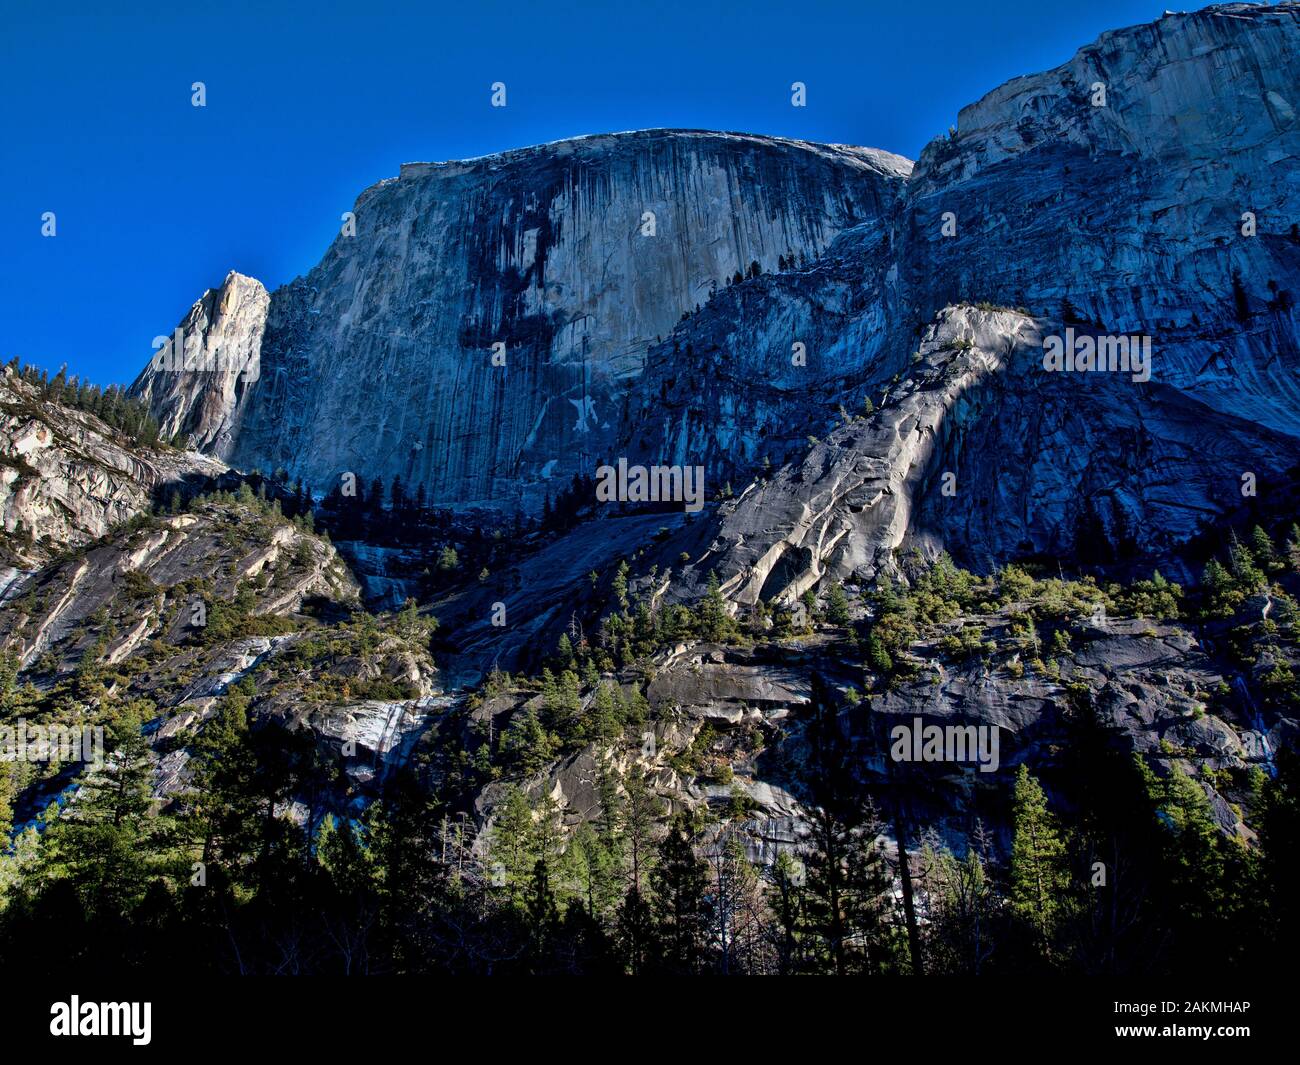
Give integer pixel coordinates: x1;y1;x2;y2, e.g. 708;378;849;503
130;4;1298;589
694;304;1300;610
131;131;909;510
899;1;1300;439
628;2;1300;579
129;271;268;455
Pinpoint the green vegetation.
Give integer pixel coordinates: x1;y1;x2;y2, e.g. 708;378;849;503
1;481;1298;977
5;357;167;448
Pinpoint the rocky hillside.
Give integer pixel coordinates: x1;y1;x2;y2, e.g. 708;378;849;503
0;495;358;673
456;554;1293;865
0;367;226;576
0;485;456;813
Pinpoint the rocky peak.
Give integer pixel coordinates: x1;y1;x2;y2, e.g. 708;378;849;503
128;270;268;456
129;130;911;509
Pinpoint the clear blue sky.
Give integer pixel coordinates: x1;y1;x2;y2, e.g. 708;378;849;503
2;0;1164;385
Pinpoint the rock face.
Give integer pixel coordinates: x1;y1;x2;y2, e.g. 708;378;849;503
898;2;1300;440
632;2;1300;579
702;307;1034;608
0;369;227;570
129;4;1299;591
129;271;269;454
0;499;359;671
130;131;910;510
856;612;1277;843
694;304;1300;607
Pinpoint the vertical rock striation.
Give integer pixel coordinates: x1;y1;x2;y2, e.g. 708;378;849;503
131;131;910;509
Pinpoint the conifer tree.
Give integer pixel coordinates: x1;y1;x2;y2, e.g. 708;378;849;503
1250;524;1279;571
38;709;163;919
1009;764;1069;956
650;818;711;973
489;787;536;904
612;560;629;608
801;677;895;974
620;767;661;893
525;858;560;967
615;886;658;975
0;762;13;842
917;830;996;975
766;850;806;974
825;581;851;625
699;571;731;642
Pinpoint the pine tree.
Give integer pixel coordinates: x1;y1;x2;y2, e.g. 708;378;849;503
1009;764;1069;956
1251;524;1280;571
489;787;536;904
0;649;18;713
710;833;760;973
585;681;620;741
567;822;620;922
801;800;893;974
825;581;851;625
615;886;658;974
501;707;554;775
1202;558;1237;617
315;812;383;974
865;632;893;676
612;560;629;609
918;834;996;975
525;858;560;968
367;773;452;973
1228;531;1265;593
650;818;711;973
37;709;163;918
556;632;574;666
0;761;15;841
586;760;627;917
800;677;895;974
766;850;806;974
397;597;422;638
1140;757;1253;966
547;670;579;735
620;767;661;893
699;571;731;642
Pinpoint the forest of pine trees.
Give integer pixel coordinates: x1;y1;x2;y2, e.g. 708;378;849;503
2;473;1299;974
2;674;1294;975
6;358;166;448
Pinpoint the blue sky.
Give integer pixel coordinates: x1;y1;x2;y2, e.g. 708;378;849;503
2;0;1163;385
